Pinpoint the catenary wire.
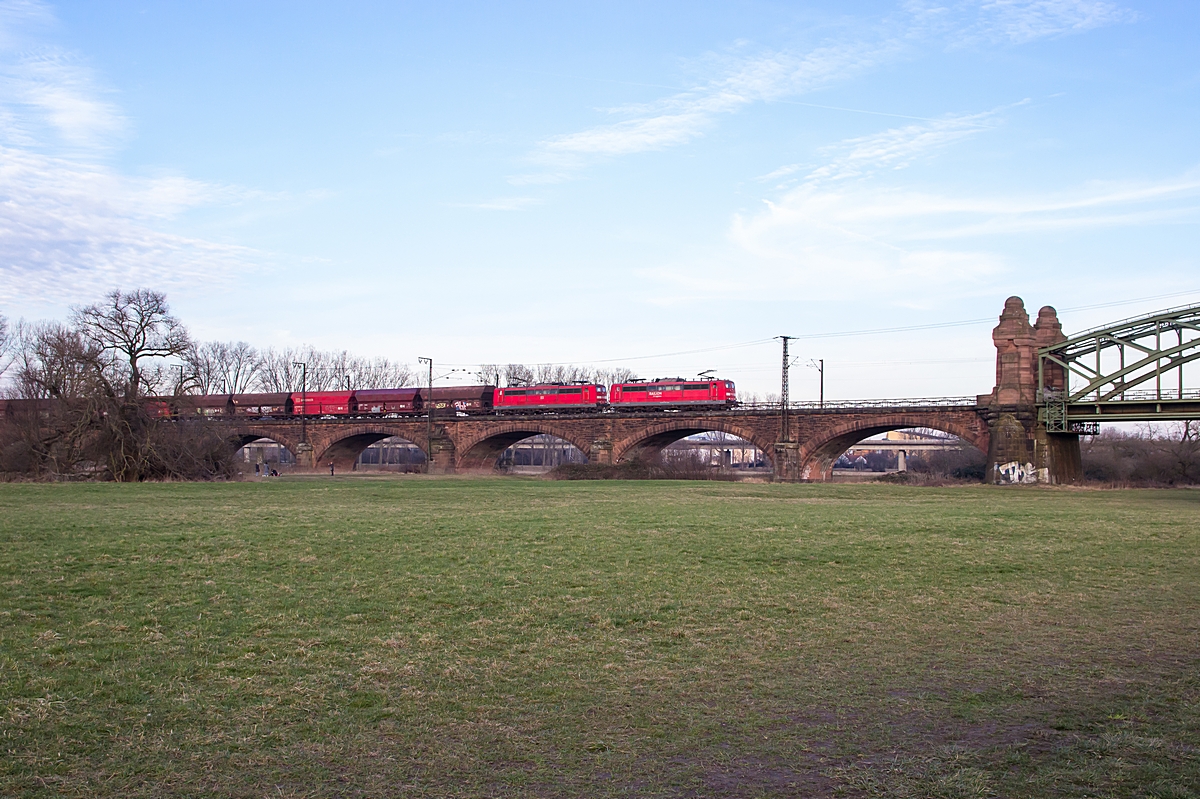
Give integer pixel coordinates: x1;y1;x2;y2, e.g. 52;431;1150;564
441;288;1200;370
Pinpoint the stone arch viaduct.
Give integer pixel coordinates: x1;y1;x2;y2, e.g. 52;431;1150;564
218;297;1088;483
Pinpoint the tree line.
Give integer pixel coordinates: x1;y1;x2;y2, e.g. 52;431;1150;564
0;290;230;480
0;289;644;481
476;363;639;389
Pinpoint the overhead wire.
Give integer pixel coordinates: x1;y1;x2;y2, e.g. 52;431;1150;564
440;288;1200;370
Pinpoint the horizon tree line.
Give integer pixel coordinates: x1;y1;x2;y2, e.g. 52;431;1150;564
0;290;645;400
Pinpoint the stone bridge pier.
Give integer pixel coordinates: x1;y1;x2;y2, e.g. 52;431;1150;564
977;297;1081;485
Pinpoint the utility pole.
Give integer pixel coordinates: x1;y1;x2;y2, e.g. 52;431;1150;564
418;357;433;473
292;362;308;444
779;336;794;443
809;358;824;408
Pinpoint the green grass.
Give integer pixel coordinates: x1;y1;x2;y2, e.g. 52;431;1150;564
1;477;1198;797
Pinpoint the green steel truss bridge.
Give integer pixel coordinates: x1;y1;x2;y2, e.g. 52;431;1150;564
1038;303;1200;433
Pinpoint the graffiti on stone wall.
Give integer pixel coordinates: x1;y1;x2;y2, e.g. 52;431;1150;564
993;461;1049;484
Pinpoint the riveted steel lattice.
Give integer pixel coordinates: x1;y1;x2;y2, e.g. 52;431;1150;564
1038;303;1200;424
1043;396;1069;433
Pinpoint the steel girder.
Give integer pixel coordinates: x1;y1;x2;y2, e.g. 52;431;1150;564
1038;303;1200;426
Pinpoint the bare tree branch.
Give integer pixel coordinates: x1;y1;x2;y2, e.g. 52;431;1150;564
70;289;190;400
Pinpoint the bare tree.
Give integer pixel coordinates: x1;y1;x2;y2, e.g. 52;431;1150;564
1;292;238;481
0;312;13;385
504;363;535;386
255;347;300;392
256;346;324;392
351;356;414;389
1161;420;1200;483
477;364;503;386
321;349;353;390
70;289;190;400
593;367;639;386
1081;423;1200;485
184;341;262;394
493;363;637;387
184;341;219;394
1;322;108;474
253;345;414;392
221;341;260;393
11;322;102;401
534;364;592;384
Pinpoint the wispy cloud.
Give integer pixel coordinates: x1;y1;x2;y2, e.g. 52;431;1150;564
737;176;1200;250
0;49;126;149
517;0;1132;183
804;104;1014;183
914;0;1138;46
0;146;263;304
534;40;893;165
0;1;266;307
642;105;1194;306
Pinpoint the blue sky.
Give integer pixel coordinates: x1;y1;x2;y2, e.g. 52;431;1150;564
0;0;1197;398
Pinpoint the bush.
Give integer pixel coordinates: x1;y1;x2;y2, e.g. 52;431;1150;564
906;447;987;482
1081;424;1200;486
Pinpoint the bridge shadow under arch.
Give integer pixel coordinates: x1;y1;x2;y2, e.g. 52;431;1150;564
231;433;296;471
613;420;776;470
799;416;989;481
318;430;426;472
456;423;594;472
354;435;428;471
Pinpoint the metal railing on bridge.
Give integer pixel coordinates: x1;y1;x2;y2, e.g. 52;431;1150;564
738;396;979;412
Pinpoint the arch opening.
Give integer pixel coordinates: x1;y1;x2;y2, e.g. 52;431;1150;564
456;426;593;472
617;425;775;474
497;434;588;473
355;435;427;473
234;436;296;475
320;432;427;473
812;424;986;482
659;431;770;473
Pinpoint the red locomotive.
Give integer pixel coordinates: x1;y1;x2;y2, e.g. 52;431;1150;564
609;379;736;409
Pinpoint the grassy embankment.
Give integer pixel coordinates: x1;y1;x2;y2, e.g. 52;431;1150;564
1;478;1197;797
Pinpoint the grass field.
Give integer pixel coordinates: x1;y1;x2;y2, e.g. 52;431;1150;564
1;477;1198;798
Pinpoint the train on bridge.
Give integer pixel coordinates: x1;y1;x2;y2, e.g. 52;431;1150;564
0;378;738;421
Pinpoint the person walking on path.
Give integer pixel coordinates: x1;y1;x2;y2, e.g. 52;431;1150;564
329;462;335;476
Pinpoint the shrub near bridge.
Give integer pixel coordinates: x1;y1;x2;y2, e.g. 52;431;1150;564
1;478;1198;797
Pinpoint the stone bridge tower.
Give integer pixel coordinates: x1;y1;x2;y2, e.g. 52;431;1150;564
981;297;1081;484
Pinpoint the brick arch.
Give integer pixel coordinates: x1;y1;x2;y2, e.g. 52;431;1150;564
315;425;428;472
455;423;594;472
227;425;301;457
612;420;776;467
798;413;989;481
